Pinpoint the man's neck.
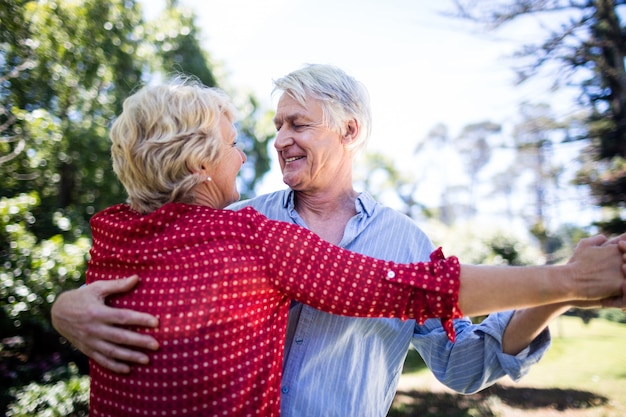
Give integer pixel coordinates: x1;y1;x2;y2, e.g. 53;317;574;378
294;187;359;245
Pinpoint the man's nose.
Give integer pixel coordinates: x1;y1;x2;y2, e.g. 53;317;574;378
274;129;293;150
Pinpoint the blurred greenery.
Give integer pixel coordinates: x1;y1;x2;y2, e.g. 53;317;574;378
6;364;89;417
1;0;273;414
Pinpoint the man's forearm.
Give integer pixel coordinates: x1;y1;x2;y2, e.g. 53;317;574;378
51;276;160;373
501;304;570;355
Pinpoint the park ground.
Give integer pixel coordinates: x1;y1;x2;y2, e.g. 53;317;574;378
387;315;626;417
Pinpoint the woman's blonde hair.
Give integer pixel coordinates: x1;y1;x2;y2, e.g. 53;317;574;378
110;76;236;213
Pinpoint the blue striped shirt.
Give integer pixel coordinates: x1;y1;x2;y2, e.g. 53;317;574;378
229;189;550;417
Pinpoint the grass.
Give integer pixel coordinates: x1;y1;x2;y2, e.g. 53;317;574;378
388;315;626;417
521;317;626;401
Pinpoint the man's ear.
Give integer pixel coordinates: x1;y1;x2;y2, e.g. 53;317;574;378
342;119;359;144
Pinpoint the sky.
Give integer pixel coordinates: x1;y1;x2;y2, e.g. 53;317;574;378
142;0;591;228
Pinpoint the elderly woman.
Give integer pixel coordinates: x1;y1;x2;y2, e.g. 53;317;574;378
85;78;624;417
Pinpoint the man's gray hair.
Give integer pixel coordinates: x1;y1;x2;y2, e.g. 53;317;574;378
272;64;372;155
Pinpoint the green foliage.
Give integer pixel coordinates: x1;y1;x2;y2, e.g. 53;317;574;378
0;193;89;329
0;193;90;413
1;1;274;414
427;220;544;266
235;95;276;199
2;0;145;241
6;364;89;417
145;4;216;87
598;308;626;324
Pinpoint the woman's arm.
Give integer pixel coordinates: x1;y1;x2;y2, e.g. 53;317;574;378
458;236;625;317
258;211;625;340
51;233;625;372
260;210;625;321
468;236;626;355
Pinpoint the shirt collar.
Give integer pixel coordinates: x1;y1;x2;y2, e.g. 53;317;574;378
282;188;375;218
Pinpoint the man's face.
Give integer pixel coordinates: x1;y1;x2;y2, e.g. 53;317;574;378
273;93;348;192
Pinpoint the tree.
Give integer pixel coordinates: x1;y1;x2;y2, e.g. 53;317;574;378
412;123;474;224
144;1;273;198
1;1;147;411
450;0;626;233
454;121;501;215
510;102;567;262
354;151;429;219
235;94;275;199
409;122;498;225
1;0;145;241
146;1;217;87
0;0;274;412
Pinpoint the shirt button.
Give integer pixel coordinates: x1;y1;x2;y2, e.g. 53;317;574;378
387;270;396;279
295;338;303;345
281;386;289;394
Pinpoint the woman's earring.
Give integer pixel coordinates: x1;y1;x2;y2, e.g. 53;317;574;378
207;176;212;182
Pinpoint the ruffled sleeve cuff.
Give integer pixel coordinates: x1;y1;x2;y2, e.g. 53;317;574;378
386;247;463;342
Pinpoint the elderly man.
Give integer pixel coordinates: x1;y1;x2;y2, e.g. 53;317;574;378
52;64;626;417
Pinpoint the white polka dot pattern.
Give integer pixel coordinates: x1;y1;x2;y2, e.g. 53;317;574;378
86;203;461;416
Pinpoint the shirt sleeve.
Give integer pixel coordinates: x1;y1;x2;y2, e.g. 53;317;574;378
245;208;463;341
412;312;551;393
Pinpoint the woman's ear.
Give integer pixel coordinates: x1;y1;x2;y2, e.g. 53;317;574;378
342;119;359;144
187;160;211;177
199;163;213;178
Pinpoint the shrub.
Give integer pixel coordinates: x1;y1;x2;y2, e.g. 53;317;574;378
6;364;89;417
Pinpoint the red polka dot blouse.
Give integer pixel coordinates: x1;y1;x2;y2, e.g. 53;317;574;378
86;203;462;417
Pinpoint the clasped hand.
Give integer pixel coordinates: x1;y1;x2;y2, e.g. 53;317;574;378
565;235;626;309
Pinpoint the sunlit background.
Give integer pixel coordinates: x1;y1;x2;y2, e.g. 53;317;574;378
144;0;594;231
